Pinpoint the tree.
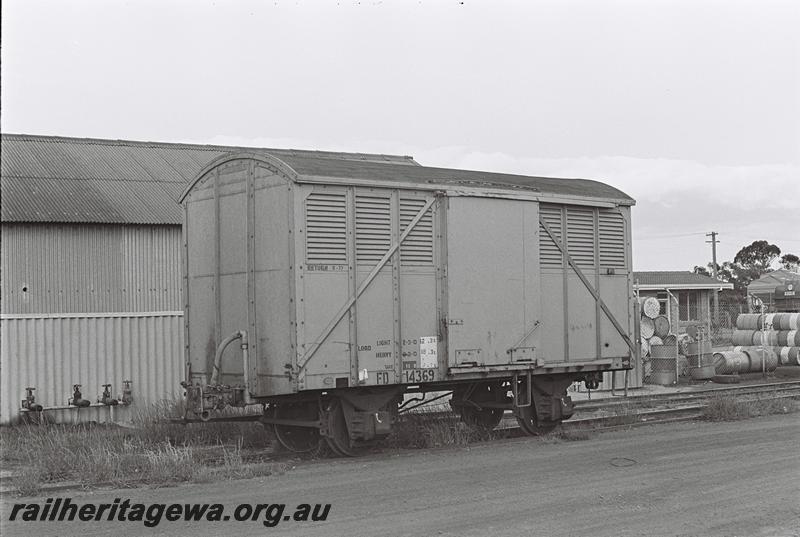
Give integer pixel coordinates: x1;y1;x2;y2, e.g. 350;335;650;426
780;253;799;271
693;262;734;282
733;240;781;273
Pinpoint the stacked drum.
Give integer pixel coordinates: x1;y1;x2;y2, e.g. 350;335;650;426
728;313;800;367
640;296;679;385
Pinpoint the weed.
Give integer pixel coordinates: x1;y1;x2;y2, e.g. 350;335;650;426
0;398;279;495
386;405;499;450
13;467;43;497
702;395;799;421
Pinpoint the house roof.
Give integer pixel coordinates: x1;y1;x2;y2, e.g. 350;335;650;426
747;269;800;293
1;133;634;225
633;271;734;290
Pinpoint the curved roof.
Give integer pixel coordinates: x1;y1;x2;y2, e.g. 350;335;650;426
2;133;633;225
271;154;633;204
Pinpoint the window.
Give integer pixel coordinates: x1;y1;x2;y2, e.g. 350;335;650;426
678;291;699;321
657;291;668;316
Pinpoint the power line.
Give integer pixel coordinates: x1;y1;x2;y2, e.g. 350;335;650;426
634;231;708;240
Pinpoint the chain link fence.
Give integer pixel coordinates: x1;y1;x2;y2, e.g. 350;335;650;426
710;300;750;348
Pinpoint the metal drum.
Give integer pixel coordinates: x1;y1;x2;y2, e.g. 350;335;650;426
649;336;664;346
686;340;713;367
642;297;660;319
663;333;677;346
736;313;761;330
743;348;779;372
773;346;799;365
779;346;800;365
776;331;796;346
751;331;780;346
713;351;750;375
650;369;677;385
772;313;788;330
732;330;756;346
786;330;798;346
650;344;677;371
653;315;670;338
640;317;655;339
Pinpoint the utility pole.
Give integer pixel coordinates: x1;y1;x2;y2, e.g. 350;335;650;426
706;231;720;323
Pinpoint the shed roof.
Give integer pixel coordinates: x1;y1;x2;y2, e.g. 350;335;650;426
633;271;734;290
747;269;800;293
2;133;634;225
1;134;418;225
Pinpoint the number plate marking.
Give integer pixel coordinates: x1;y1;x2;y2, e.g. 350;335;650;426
402;369;437;384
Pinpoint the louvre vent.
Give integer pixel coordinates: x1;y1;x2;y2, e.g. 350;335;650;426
566;207;596;268
305;192;347;264
400;198;434;266
599;209;626;269
539;204;564;268
356;194;392;265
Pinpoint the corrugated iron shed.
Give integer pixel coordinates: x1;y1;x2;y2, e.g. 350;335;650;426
0;134;419;224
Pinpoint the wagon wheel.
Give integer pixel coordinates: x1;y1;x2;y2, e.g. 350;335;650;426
451;382;507;430
271;402;321;453
516;404;558;436
323;398;367;458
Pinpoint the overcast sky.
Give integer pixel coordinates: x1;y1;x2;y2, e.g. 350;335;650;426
2;0;798;271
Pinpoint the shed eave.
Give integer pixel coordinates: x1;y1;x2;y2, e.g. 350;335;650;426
295;174;635;207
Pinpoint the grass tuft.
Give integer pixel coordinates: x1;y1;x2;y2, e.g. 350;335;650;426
385;404;500;450
0;398;282;496
702;395;799;421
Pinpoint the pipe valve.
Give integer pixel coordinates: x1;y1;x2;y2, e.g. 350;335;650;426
100;384;119;406
121;380;133;405
22;387;43;412
70;384;91;407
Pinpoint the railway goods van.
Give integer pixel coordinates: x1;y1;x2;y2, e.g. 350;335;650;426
180;152;637;455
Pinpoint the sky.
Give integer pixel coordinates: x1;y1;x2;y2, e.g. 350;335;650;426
2;0;798;271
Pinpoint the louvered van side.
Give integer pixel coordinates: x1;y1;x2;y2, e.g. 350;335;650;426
535;204;633;366
294;185;441;393
180;152;636;455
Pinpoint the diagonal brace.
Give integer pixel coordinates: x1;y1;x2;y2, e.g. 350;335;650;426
298;197;437;372
539;217;636;356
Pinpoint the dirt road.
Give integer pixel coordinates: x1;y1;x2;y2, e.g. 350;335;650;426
3;415;799;537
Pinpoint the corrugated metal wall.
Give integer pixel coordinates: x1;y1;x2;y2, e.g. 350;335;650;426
0;313;184;424
1;223;182;314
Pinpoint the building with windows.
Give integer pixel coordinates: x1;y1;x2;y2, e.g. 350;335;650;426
633;271;734;336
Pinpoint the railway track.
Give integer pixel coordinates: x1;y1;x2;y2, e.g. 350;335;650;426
508;380;800;433
572;379;800;412
403;379;800;435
